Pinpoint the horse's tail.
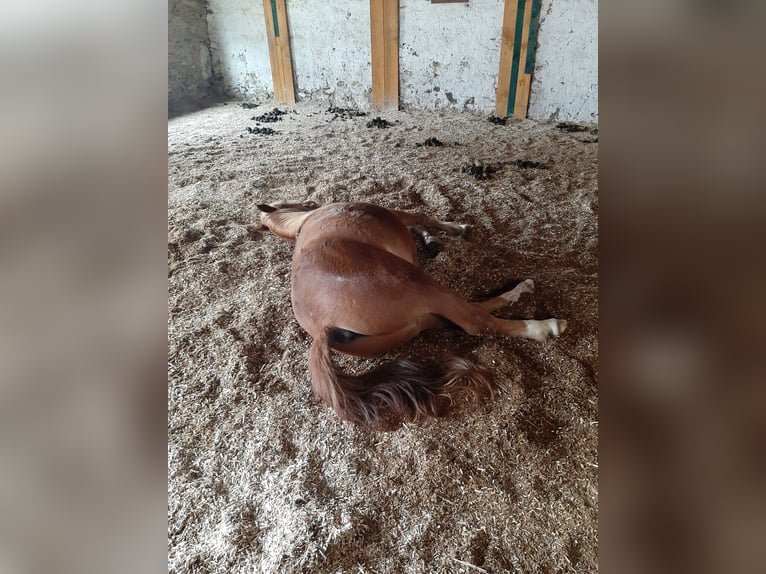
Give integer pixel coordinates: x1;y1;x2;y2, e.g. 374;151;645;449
308;328;495;430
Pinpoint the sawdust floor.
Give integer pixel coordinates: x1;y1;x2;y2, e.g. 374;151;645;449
168;100;598;574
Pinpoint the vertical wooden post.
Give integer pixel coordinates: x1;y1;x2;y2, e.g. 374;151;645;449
495;0;542;119
370;0;399;111
513;0;540;118
496;0;520;118
263;0;296;103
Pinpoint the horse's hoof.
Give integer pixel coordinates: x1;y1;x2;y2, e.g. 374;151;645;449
550;319;567;337
425;241;443;258
457;223;472;237
519;278;535;294
534;318;567;340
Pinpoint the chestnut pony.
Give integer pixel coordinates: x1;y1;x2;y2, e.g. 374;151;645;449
258;201;566;429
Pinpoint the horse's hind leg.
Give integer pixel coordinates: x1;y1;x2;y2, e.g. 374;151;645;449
329;280;538;356
334;281;563;355
433;288;566;342
458;308;566;341
331;314;447;357
337;277;547;354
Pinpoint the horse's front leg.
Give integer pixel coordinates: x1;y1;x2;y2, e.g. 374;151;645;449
390;209;470;236
392;210;470;257
410;226;443;257
475;279;535;313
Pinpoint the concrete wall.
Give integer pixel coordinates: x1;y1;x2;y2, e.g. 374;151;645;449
201;0;598;122
168;0;215;112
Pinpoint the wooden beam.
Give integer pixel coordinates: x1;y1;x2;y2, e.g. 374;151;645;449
370;0;399;110
495;0;542;119
495;0;519;118
263;0;296;103
512;0;534;118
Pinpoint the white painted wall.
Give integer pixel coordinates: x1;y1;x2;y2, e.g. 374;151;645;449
203;0;598;122
399;0;504;112
287;1;372;107
207;0;273;101
529;0;598;122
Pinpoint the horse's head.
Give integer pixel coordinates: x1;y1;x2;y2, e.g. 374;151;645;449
257;200;321;240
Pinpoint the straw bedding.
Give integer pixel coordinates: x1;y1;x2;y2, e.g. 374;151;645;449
168;100;598;573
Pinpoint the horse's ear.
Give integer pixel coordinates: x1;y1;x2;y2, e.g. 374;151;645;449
257;204;277;213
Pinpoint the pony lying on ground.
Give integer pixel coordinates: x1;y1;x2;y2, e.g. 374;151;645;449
258;201;567;429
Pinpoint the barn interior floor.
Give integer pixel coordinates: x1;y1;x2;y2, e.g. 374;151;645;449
168;100;598;573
